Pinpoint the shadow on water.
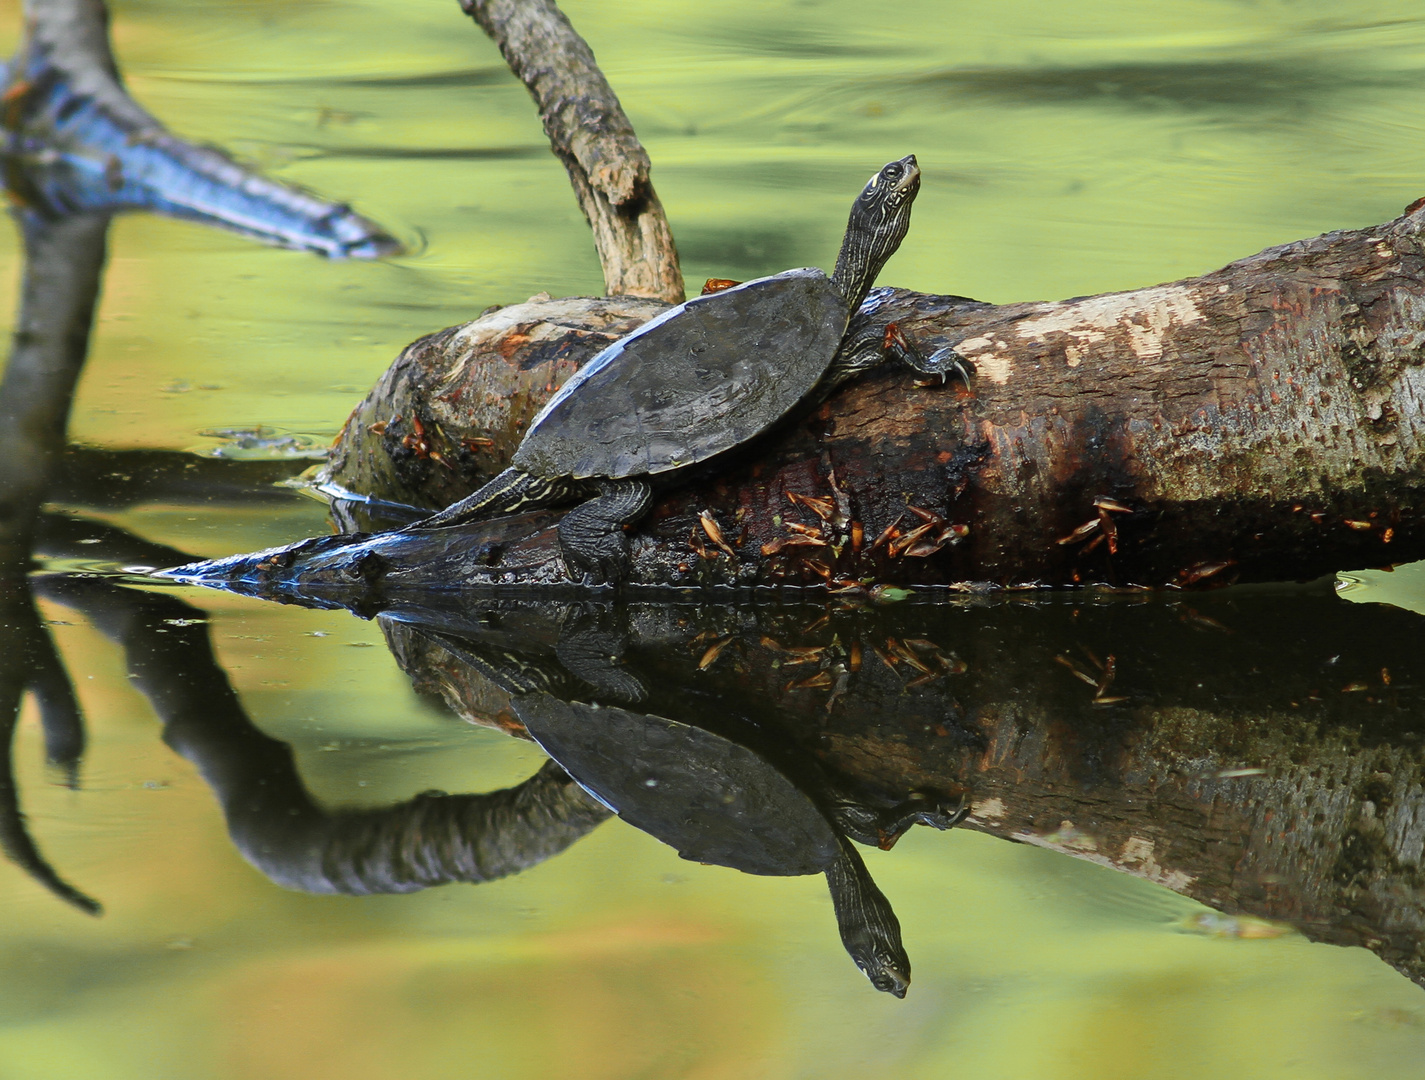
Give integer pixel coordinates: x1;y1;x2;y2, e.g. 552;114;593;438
900;57;1418;114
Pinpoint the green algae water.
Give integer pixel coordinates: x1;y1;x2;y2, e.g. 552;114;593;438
3;0;1425;1077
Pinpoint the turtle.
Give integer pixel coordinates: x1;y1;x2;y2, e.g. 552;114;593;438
511;692;969;997
409;154;965;583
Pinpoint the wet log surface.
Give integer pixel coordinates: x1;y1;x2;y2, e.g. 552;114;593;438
257;200;1425;593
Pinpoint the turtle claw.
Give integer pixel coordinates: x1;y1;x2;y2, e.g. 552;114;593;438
908;793;972;831
933;347;974;384
883;324;974;385
916;346;973;385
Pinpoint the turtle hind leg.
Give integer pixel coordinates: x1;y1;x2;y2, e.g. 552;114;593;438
404;468;568;532
824;836;910;997
556;477;653;586
554;608;648;703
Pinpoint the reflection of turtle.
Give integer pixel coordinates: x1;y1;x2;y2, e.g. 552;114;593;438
412;155;964;583
513;692;968;997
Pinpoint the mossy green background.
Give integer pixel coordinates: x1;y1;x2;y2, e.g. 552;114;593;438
1;0;1424;1076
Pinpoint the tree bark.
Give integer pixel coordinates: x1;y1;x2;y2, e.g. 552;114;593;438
459;0;684;302
278;201;1425;592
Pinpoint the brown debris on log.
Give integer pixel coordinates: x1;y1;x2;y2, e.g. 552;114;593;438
458;0;684;302
305;200;1425;590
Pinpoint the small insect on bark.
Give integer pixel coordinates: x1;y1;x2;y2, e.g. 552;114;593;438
869;514;905;553
760;534;829;556
697;636;735;670
401;415;453;470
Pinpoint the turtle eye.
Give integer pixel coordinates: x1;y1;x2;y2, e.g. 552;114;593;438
884;163;902;180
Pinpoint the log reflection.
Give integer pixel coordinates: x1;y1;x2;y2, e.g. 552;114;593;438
10;559;1425;994
366;583;1425;990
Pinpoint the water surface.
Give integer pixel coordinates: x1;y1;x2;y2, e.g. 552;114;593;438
4;1;1425;1077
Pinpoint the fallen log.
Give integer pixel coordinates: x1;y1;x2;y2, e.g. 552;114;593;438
269;197;1425;592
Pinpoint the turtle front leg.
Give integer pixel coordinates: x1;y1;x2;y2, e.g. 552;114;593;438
556;477;653;585
824;322;972;394
829;792;970;850
824;836;911;997
824;321;895;389
872;793;970;850
883;323;974;384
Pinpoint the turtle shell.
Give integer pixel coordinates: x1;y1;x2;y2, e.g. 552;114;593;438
512;268;846;480
512;693;842;877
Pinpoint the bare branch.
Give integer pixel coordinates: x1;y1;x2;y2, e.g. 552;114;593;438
460;0;684;302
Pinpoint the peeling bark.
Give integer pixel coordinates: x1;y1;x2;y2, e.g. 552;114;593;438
301;203;1425;590
459;0;683;302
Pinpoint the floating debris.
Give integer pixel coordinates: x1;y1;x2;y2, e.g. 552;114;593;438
193;426;329;460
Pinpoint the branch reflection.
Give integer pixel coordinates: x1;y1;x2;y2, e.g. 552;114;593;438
0;0;399;917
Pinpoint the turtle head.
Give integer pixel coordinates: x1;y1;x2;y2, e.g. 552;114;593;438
846;934;912;998
832;155;922;311
827;840;913;997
